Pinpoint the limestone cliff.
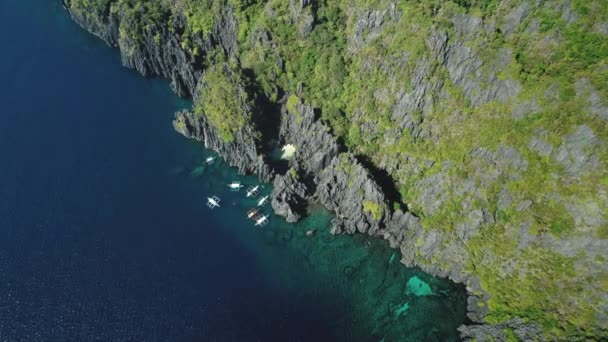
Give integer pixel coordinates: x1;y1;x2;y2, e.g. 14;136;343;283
63;0;608;340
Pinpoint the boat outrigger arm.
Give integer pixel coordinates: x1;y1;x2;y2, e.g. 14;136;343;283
254;214;269;227
246;185;259;197
206;196;221;209
257;195;269;207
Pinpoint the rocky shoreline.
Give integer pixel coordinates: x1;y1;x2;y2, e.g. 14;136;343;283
62;1;543;339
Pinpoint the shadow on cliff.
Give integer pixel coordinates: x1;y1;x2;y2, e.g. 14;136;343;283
354;155;407;212
241;68;290;174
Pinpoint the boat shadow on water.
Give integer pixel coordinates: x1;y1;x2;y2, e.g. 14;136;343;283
196;157;468;341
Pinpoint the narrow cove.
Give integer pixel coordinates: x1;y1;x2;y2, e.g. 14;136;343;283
0;1;467;340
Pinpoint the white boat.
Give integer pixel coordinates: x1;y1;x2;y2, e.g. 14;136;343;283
246;185;260;198
206;196;221;209
257;195;269;207
205;156;215;164
227;182;243;191
254;214;269;227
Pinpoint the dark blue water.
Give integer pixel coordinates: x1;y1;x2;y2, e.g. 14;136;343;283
0;2;339;341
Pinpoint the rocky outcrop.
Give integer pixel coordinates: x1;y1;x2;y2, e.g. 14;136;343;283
272;97;391;235
271;168;311;222
65;0;272;181
458;318;543;341
287;0;315;38
174;108;273;181
315;154;389;235
349;3;398;52
64;1;195;96
62;0;237;97
429;27;522;108
173;63;273;181
554;125;601;176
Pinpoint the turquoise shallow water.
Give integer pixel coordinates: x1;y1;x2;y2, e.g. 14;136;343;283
0;1;467;341
188;156;468;341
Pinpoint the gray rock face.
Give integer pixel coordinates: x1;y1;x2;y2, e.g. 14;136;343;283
595;21;608;36
315;155;389;235
497;187;513;210
554;125;600;176
391;58;441;137
512;99;540;120
449;43;521;106
273;97;391;236
428;24;522;108
174;109;273;182
63;0;237;97
349;3;398;52
552;0;578;24
564;199;606;231
271;170;310;222
278;101;339;174
459;318;543;341
174;64;274;181
65;1;271;182
576;78;608;122
62;0;119;45
529;128;553;157
470;145;528;184
213;7;239;58
415;171;451;215
288;0;315;38
452;13;482;38
501;2;531;36
382;209;419;248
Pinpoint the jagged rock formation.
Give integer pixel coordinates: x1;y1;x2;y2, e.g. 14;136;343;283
276;98;390;235
173;63;273;181
63;0;608;340
174;109;273;182
458;318;543;341
271;169;310;223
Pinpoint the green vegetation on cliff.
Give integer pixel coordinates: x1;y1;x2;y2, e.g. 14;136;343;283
194;63;252;142
66;0;608;339
363;200;384;221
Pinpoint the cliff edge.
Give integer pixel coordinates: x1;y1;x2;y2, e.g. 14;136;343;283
63;0;608;340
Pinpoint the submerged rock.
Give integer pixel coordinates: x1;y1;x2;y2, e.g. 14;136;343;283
405;276;433;297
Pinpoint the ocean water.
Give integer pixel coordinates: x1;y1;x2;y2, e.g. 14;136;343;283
0;1;467;341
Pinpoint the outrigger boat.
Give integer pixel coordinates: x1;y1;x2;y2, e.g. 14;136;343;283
246;208;260;220
227;181;243;191
206;196;221;209
257;195;269;207
246;185;259;198
254;214;269;227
